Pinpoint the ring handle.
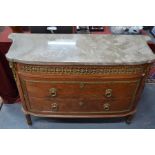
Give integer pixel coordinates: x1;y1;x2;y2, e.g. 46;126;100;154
105;89;112;98
103;103;110;111
51;103;58;111
49;88;57;97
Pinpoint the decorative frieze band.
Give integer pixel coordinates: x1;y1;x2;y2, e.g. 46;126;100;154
19;65;145;75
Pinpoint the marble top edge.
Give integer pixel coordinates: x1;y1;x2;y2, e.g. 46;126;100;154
7;57;155;66
6;33;155;65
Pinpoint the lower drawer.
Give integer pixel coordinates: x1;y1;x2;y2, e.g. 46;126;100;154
27;97;134;114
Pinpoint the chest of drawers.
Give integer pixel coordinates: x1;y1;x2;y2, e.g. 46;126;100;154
6;33;155;125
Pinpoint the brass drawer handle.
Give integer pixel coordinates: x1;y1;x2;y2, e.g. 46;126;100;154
49;88;57;97
103;103;110;111
105;89;112;98
51;103;58;111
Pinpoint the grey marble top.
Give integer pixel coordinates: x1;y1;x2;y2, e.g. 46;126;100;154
6;33;155;65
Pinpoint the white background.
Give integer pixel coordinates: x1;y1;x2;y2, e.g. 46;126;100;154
0;0;155;155
0;130;155;155
0;0;154;25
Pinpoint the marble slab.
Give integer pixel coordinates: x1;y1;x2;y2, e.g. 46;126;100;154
6;33;155;65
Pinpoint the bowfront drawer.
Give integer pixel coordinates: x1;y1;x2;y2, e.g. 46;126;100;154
25;79;140;100
27;97;134;114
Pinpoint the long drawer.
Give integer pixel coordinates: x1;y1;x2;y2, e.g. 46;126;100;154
24;79;140;100
28;97;134;114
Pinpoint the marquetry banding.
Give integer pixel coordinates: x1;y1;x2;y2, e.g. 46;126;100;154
19;65;146;75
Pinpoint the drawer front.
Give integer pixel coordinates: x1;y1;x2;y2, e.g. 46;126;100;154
25;79;140;100
28;97;134;114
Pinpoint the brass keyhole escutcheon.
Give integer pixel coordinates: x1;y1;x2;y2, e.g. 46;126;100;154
79;101;84;106
49;88;57;97
103;103;110;111
105;89;112;98
51;103;58;111
80;83;85;89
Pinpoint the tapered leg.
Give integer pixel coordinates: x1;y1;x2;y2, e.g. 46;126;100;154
0;102;3;111
0;96;3;111
125;115;134;124
25;114;32;125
